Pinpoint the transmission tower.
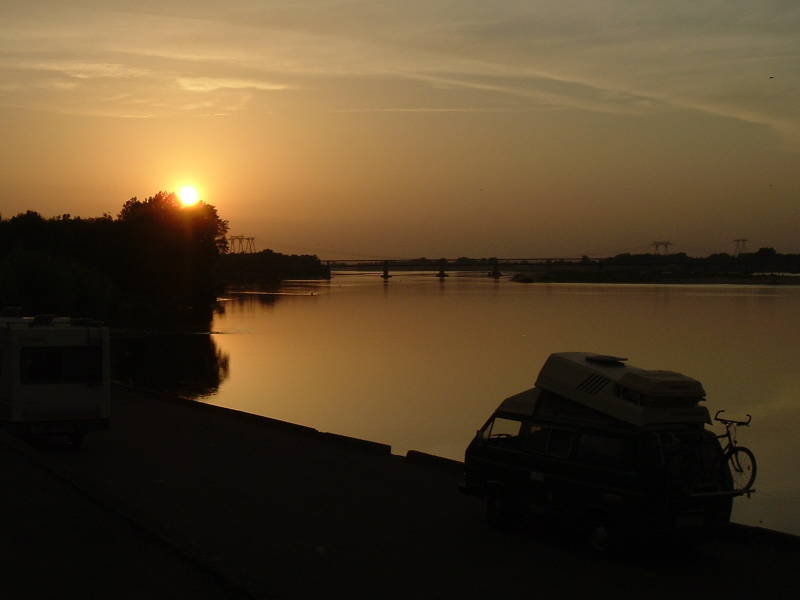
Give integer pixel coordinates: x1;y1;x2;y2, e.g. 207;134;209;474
228;235;257;254
733;238;748;256
651;241;673;255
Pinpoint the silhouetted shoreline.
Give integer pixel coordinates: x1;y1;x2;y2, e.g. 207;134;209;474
331;249;800;286
333;267;800;285
524;272;800;285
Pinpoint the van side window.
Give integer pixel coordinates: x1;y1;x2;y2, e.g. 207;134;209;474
525;424;549;453
547;429;574;459
576;434;630;470
483;417;522;444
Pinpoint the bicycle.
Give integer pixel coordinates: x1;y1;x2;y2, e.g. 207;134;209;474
714;410;757;494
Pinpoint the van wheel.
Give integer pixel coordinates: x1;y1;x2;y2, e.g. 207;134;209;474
485;488;521;530
485;492;502;528
69;432;85;449
19;426;35;444
589;522;615;553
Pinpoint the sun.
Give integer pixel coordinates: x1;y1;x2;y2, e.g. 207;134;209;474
177;185;200;206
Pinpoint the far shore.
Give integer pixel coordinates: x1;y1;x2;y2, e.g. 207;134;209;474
331;267;800;286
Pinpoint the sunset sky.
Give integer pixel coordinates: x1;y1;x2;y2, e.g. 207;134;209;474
1;1;798;258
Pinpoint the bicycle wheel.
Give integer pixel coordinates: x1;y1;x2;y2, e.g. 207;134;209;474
727;447;757;492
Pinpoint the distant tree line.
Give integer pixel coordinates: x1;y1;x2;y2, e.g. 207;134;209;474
595;248;800;272
527;248;800;283
216;249;329;285
333;250;800;273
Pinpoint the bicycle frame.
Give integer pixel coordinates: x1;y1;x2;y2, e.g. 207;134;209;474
714;410;751;451
714;410;756;496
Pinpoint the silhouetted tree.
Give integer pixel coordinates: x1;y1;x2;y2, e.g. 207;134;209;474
116;191;229;308
0;192;229;328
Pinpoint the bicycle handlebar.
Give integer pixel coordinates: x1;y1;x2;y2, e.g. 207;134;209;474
714;409;752;426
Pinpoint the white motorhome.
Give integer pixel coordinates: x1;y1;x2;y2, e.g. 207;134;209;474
0;311;110;446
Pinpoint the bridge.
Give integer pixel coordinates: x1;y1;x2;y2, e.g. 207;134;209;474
326;257;589;267
325;257;595;279
323;256;586;271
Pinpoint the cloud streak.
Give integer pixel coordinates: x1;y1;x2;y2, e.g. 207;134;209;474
28;61;149;79
177;77;292;92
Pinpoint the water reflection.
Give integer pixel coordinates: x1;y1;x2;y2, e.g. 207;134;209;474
112;290;314;398
112;332;230;399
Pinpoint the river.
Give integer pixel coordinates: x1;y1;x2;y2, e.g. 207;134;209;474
202;272;800;535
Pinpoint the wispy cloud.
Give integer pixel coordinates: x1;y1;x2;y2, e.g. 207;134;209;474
181;100;216;111
335;107;536;113
36;79;79;91
0;101;154;119
400;71;660;117
29;61;149;79
177;77;292;92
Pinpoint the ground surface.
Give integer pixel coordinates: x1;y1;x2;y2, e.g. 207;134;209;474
3;385;797;599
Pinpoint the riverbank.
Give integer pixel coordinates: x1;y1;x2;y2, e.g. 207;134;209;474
3;386;799;598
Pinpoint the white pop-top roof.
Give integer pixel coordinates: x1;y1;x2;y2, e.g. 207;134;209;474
493;353;710;427
532;352;710;426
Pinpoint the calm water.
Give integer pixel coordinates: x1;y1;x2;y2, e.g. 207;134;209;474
205;272;800;535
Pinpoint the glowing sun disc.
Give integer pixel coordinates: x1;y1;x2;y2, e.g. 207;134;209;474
178;186;200;206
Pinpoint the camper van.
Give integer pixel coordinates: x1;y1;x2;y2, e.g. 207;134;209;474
461;353;754;549
0;312;110;446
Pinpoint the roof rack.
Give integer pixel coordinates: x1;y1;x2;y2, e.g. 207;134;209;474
585;354;627;365
29;314;56;327
71;317;105;327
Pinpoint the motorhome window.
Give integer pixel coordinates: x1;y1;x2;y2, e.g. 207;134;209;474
547;429;574;459
576;434;631;470
485;417;522;442
20;347;102;385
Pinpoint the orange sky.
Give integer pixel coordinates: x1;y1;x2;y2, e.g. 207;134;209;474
1;1;798;258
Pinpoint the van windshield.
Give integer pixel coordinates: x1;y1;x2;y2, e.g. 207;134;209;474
20;346;102;385
483;417;522;440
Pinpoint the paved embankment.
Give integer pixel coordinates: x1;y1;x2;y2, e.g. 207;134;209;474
0;432;234;599
5;385;799;599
